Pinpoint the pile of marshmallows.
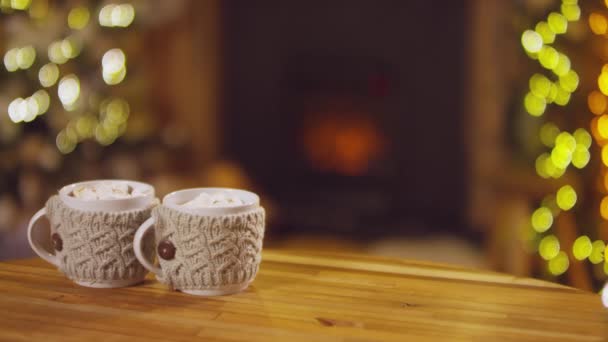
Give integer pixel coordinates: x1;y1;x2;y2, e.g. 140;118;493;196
72;182;243;207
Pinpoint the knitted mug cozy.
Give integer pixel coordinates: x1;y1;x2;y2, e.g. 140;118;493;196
151;205;265;291
45;195;156;284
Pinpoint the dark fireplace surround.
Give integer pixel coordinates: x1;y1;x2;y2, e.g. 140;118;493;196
222;1;467;237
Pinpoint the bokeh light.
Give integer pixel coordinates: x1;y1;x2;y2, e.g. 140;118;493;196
548;251;569;276
553;53;571;77
16;45;35;69
539;46;559;69
573;235;592;261
102;48;127;85
559;70;579;92
57;75;80;107
590;13;608;35
38;63;59;88
574;128;592;148
551;144;572;169
524;92;546;116
532;207;553;233
10;0;30;10
601;196;608;219
99;4;135;28
521;30;543;53
561;3;580;21
67;6;90;30
572;146;590;169
3;48;18;72
535;21;555;44
540;122;560;147
554;85;571;106
556;185;577;211
530;74;552;98
588;91;607;115
548;12;568;34
539;235;560;261
602;145;608;166
48;41;68;64
590;240;606;264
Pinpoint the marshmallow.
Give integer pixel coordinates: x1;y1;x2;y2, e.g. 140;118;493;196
71;182;133;200
183;192;243;208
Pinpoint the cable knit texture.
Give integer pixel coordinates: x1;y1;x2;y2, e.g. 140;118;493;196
152;205;265;291
45;195;156;284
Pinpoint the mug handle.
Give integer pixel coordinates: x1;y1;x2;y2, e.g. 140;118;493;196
27;208;59;267
134;217;161;275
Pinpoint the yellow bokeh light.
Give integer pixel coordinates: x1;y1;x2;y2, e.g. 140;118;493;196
67;6;90;30
539;46;559;69
574;128;592;149
539;235;560;261
555;132;576;152
531;207;553;233
601;196;608;219
551;145;572;169
60;37;81;59
57;74;80;107
540;122;560;147
561;3;580;21
10;0;30;10
32;89;49;116
588;91;607;115
572;146;590;169
590;13;608;35
599;72;608;96
573;235;592;261
603;145;608;166
38;63;59;88
599;115;608;139
521;30;543;53
56;129;76;154
530;74;551;98
554;85;571;106
546;83;558;104
589;240;606;264
535;21;555;44
111;4;135;27
48;41;68;64
16;45;35;69
3;48;18;72
553;53;571;77
559;70;579;93
548;12;568;34
535;153;551;179
556;185;577;211
548;251;569;276
524;92;546;116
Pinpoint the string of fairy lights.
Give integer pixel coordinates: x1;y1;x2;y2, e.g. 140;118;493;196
2;0;134;154
522;0;608;279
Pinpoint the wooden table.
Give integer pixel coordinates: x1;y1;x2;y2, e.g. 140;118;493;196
0;250;606;341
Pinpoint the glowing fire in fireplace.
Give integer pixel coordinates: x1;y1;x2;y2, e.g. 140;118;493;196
302;108;385;176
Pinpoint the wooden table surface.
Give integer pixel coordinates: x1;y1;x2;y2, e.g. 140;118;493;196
0;249;606;341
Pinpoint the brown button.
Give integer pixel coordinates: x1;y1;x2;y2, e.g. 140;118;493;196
51;233;63;252
157;240;175;260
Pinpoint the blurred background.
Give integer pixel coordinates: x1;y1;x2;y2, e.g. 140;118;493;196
1;0;607;291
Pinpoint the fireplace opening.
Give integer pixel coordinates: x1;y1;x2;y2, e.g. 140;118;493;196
221;1;467;238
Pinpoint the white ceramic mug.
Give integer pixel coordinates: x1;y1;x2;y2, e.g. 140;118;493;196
134;188;266;296
27;180;157;288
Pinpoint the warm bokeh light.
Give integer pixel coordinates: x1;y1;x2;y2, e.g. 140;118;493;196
99;4;135;28
590;240;606;264
539;46;559;69
535;21;555;44
548;251;569;275
554;85;571;106
574;128;592;148
602;145;608;166
556;185;577;211
548;12;568;34
588;91;607;115
16;45;35;69
601;196;608;219
57;75;80;107
590;13;608;35
530;73;551;98
573;235;592;260
532;207;553;233
539;235;560;260
553;53;571;76
10;0;31;10
3;48;18;72
48;41;68;64
521;30;543;53
102;48;127;85
572;146;590;169
559;70;579;92
561;3;581;21
540;122;560;147
551;144;572;169
524;92;546;116
38;63;59;88
67;6;90;30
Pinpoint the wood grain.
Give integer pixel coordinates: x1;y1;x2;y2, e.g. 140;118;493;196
0;249;606;341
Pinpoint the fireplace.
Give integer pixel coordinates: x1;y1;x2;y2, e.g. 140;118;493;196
221;0;468;237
